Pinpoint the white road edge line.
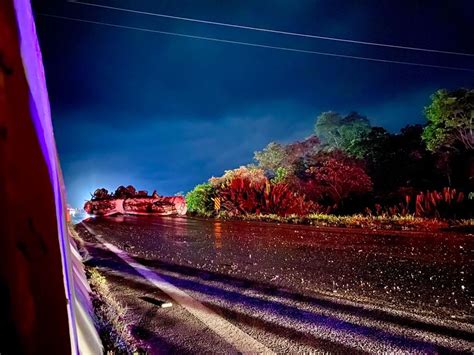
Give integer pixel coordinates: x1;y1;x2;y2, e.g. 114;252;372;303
81;222;275;354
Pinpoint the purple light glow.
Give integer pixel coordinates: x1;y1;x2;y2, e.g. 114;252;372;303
13;0;79;353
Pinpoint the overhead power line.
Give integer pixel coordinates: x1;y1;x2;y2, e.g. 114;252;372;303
67;0;474;58
39;14;474;73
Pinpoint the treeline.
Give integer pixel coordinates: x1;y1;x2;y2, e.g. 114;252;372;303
186;88;473;219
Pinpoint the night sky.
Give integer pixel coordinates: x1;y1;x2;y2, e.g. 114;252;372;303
33;0;474;208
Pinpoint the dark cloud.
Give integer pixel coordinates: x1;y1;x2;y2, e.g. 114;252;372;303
33;0;474;207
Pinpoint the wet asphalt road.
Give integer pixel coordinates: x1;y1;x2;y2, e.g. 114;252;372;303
78;215;474;353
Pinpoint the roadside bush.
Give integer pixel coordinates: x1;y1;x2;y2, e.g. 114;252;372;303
216;172;315;216
271;167;289;184
210;166;267;187
366;187;472;219
414;188;468;218
185;182;216;216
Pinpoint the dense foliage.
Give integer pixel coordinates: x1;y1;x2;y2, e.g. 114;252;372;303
186;88;473;219
413;188;467;218
315;111;371;152
210;167;314;216
422;89;473;151
254;136;320;174
185;183;216;216
303;155;373;206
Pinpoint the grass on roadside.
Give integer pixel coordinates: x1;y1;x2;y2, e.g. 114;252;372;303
87;267;144;354
210;211;473;231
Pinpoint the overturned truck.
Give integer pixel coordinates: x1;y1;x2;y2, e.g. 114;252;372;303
84;185;187;216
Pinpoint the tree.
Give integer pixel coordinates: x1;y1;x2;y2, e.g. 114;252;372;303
302;151;373;207
314;111;371;152
254;136;320;175
338;112;372;153
282;136;321;176
347;126;391;159
284;135;320;160
352;125;439;192
314;111;343;148
422;89;474;151
185;182;216;215
254;142;287;172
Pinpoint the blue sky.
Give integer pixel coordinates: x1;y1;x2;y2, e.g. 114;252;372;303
34;0;474;207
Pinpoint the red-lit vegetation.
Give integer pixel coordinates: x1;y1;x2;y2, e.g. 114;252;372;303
295;152;373;208
186;88;473;223
414;188;466;218
366;187;469;219
212;170;315;216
